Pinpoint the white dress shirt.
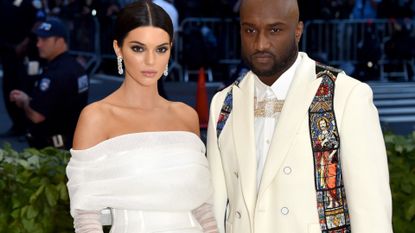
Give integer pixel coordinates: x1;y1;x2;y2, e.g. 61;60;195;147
254;55;301;190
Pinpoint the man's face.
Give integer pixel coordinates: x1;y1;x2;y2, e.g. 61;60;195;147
240;0;303;81
319;119;327;130
36;36;60;61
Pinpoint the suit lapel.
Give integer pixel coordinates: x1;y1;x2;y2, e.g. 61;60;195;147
258;53;321;197
231;72;257;212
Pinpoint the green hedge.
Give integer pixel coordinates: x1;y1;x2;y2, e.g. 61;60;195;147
0;132;414;232
0;145;72;233
385;132;415;232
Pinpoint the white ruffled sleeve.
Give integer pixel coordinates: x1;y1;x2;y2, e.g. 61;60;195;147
192;202;218;233
73;209;103;233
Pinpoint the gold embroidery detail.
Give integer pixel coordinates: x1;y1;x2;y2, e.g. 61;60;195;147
254;97;285;117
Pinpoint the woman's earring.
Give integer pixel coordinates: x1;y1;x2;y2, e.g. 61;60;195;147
117;56;124;75
163;64;168;76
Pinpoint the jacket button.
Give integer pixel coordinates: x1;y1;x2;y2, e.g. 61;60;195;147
235;211;241;219
234;171;239;178
281;207;289;215
283;166;292;175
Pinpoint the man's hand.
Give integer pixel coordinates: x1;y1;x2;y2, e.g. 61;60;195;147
10;89;30;109
9;90;45;124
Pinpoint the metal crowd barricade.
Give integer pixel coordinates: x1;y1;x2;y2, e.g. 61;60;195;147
99;15;117;71
64;15;101;76
73;16;242;82
66;17;414;82
301;19;413;81
177;17;241;82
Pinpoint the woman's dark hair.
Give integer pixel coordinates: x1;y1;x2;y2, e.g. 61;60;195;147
114;0;174;46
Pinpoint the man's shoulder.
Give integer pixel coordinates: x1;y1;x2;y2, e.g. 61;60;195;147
313;61;362;85
50;53;86;77
315;62;344;76
53;52;82;66
214;73;248;97
303;57;365;92
210;75;250;114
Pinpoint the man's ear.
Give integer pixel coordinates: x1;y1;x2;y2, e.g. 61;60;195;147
295;21;304;43
56;36;66;44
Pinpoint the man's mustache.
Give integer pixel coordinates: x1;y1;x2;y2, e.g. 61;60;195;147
251;51;275;58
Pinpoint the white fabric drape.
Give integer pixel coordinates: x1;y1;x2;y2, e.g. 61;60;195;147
66;131;213;229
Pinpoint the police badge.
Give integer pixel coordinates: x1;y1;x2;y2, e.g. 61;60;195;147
39;78;51;91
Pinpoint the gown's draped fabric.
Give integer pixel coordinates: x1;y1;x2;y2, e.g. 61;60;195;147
66;131;215;233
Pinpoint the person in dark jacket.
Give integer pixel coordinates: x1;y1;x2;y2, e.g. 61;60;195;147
0;0;38;136
10;17;89;149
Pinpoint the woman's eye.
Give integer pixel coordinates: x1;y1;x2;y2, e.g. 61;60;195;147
131;46;144;52
157;47;168;53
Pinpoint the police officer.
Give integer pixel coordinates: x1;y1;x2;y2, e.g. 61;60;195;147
9;17;89;150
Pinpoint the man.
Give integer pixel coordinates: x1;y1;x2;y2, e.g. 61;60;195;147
206;0;393;232
10;17;89;150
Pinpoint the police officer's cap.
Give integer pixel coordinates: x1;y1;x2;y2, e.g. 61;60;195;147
34;17;69;41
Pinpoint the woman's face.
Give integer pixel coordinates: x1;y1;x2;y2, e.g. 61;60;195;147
115;26;171;86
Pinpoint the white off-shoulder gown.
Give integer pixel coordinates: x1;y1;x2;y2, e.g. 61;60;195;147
66;131;212;233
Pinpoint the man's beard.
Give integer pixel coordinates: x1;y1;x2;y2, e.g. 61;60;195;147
242;44;298;78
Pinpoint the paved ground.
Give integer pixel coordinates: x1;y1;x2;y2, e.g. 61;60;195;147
1;73;414;151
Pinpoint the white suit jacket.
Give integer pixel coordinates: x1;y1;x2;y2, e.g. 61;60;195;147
207;52;393;233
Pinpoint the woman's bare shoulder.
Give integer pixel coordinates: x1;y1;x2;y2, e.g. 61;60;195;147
72;101;112;150
79;101;110;123
169;101;200;135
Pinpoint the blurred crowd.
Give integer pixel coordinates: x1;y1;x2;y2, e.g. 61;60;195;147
24;0;241;24
300;0;415;20
1;0;415;146
17;0;415;28
28;0;415;22
2;0;415;82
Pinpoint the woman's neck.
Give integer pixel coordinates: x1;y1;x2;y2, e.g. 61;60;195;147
118;79;163;110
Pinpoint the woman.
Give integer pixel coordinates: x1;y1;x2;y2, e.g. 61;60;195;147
66;1;217;232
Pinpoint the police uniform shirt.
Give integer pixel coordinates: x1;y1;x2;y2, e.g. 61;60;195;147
29;52;89;142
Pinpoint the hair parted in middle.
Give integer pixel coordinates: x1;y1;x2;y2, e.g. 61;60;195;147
113;0;174;47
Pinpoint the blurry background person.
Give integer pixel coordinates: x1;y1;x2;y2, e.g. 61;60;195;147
350;0;381;19
9;17;89;149
0;0;38;136
153;0;179;33
153;0;179;97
